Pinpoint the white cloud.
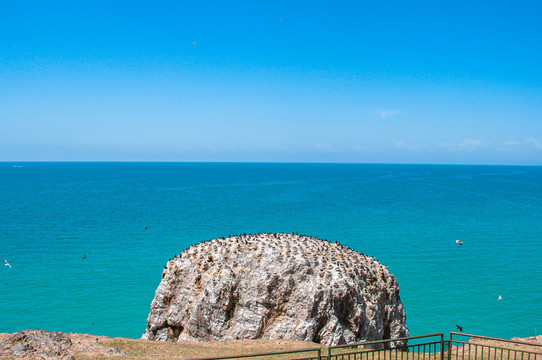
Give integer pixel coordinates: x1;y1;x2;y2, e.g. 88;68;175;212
375;109;399;119
394;141;427;151
438;138;483;152
459;138;482;149
313;143;338;152
351;145;374;152
503;138;542;150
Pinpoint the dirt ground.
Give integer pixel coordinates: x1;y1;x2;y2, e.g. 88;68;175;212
0;330;324;360
1;331;540;360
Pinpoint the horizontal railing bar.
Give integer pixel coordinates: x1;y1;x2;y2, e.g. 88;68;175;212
450;333;542;348
330;333;445;350
188;347;322;360
451;339;541;349
400;341;442;348
449;341;542;356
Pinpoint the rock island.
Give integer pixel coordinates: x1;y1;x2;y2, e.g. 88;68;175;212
143;233;408;346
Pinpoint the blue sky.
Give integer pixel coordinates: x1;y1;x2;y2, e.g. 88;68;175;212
1;1;541;164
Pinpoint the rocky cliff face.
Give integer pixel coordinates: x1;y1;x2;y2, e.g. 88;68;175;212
143;233;408;346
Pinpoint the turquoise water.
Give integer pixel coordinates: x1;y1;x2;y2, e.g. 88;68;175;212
1;162;541;340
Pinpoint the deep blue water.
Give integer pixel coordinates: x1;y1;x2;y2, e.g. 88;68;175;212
1;162;541;340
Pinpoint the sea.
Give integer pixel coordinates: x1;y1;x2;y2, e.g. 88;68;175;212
1;162;541;340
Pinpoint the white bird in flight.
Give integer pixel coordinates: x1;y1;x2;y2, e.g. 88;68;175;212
498;295;502;301
455;240;463;245
4;260;11;269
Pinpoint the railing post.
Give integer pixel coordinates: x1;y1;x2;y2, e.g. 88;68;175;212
328;345;332;360
448;332;452;360
440;333;445;360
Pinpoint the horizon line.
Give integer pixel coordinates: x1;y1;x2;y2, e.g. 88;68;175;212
2;160;541;167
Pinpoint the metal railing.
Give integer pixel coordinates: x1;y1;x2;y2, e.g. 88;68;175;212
188;347;322;360
327;333;445;360
187;333;541;360
449;332;542;360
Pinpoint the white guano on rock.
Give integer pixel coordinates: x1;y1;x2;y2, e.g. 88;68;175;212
142;233;408;346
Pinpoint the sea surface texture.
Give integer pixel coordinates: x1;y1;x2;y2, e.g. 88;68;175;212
1;162;541;340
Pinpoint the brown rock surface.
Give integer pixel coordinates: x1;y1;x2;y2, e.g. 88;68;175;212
0;330;127;359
